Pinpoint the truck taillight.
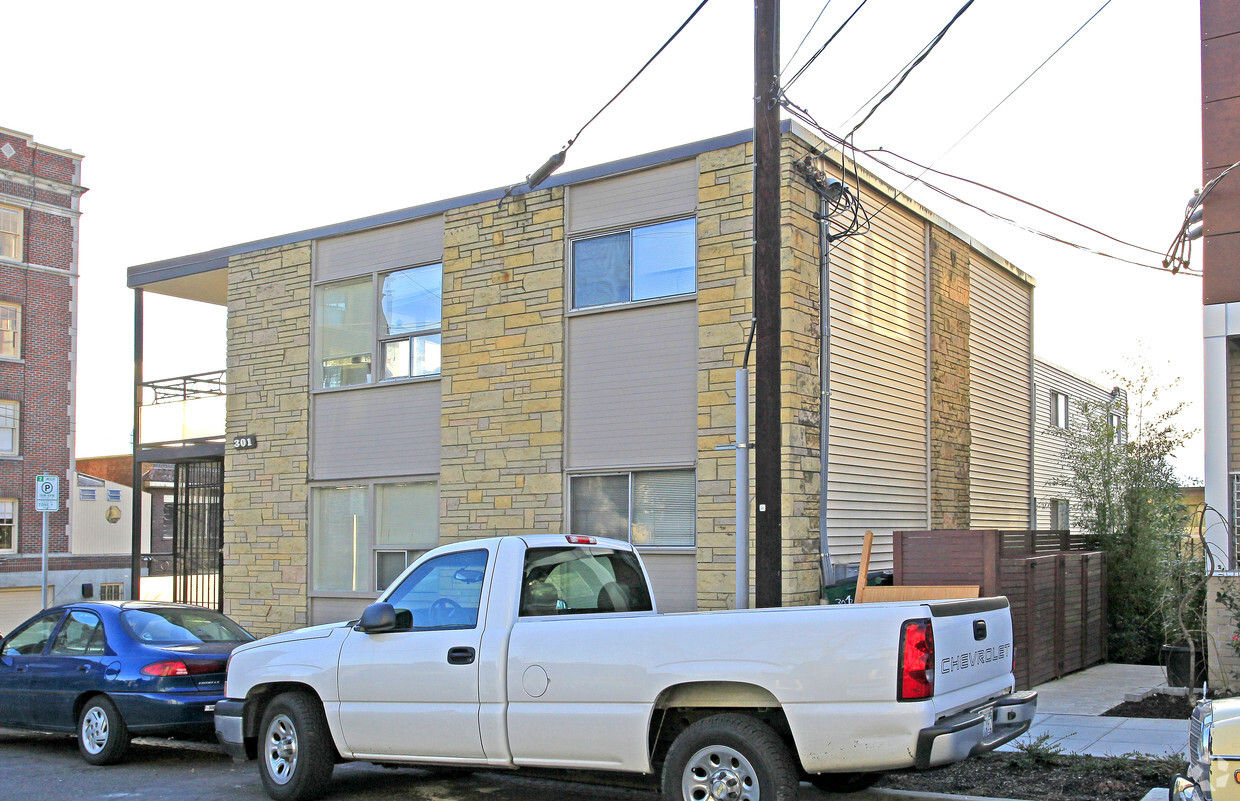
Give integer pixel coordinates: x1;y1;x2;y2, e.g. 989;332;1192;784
898;619;934;701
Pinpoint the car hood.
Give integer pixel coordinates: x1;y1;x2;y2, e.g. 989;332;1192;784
229;621;346;656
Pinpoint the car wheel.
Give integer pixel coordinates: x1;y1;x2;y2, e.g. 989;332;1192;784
258;691;334;801
661;713;798;801
77;696;130;766
808;772;879;793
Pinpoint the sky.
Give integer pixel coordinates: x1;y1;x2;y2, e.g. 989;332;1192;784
6;0;1205;477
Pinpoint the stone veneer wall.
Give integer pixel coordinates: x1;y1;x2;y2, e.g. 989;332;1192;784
1208;575;1240;692
928;227;971;528
439;189;566;539
223;243;312;637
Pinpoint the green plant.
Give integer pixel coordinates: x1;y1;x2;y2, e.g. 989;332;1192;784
1012;732;1071;767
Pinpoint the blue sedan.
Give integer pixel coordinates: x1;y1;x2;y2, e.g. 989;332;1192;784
0;601;254;765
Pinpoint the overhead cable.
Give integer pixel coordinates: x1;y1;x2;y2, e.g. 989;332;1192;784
781;0;871;92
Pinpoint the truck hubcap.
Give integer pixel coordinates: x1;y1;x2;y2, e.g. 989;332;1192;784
683;745;758;801
265;713;298;784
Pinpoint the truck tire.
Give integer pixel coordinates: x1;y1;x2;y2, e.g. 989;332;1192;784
77;695;130;766
258;692;334;801
808;772;879;793
661;713;798;801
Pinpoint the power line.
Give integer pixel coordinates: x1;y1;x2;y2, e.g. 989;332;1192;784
845;0;977;137
781;0;871;92
781;0;835;78
1164;158;1240;273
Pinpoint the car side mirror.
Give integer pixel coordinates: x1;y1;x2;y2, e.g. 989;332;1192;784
356;603;397;634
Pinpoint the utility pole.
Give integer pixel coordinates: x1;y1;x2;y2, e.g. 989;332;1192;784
754;0;782;607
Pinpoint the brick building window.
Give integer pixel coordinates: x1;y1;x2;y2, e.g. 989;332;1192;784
314;263;442;389
0;498;15;552
310;480;439;593
571;217;696;309
569;469;696;547
0;401;17;456
0;303;19;358
0;205;21;262
99;583;124;601
1051;391;1069;428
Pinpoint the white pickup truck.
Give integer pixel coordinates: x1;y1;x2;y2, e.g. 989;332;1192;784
216;534;1036;801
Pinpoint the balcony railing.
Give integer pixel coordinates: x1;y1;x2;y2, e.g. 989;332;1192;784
139;370;226;446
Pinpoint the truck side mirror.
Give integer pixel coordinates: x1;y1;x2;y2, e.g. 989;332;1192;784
356;603;397;633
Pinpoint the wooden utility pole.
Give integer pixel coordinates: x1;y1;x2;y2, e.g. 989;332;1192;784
754;0;782;607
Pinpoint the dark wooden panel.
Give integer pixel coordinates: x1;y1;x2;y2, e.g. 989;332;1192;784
1204;33;1240;103
1203;96;1240;171
1204;164;1240;238
1202;1;1240;40
1204;232;1240;305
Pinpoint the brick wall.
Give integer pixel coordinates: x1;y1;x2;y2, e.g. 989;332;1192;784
439;189;566;540
928;228;972;528
1208;575;1240;693
223;243;312;637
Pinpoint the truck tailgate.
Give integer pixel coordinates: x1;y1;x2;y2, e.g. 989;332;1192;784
926;597;1015;698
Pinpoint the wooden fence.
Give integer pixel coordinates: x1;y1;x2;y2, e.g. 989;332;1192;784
893;530;1107;690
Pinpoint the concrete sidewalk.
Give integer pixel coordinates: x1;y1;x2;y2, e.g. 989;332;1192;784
1000;662;1189;758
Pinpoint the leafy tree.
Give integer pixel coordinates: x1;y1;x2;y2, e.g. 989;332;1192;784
1051;364;1193;664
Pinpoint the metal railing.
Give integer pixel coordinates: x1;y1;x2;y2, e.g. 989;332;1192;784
142;370;226;405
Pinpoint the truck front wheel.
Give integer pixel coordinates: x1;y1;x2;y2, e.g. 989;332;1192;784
258;692;334;801
661;713;798;801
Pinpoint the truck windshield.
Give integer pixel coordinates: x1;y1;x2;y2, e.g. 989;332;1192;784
519;546;653;616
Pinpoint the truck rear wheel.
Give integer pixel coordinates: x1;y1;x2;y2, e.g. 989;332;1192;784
661;713;797;801
258;692;334;801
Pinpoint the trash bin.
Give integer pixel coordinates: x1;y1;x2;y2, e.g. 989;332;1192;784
823;571;892;604
1162;644;1207;688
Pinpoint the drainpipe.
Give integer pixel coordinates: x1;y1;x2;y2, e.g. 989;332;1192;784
817;193;833;592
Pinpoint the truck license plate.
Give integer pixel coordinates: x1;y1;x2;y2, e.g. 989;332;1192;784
981;709;994;738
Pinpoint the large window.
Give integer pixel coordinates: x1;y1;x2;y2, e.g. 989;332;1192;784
314;263;442;389
311;481;439;593
570;469;695;547
519;545;653;617
0;303;19;358
0;401;17;456
572;218;695;309
0;498;14;552
0;205;21;262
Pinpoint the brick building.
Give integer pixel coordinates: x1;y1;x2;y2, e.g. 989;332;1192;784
0;127;123;632
128;122;1043;637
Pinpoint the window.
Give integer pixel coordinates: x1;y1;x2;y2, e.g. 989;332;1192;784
0;498;14;552
120;607;253;645
0;302;19;358
1108;412;1123;444
79;488;97;501
385;549;488;630
0;401;16;456
1050;499;1070;531
0;205;22;262
314;263;442;389
2;611;62;656
107;489;122;503
572;218;695;309
1051;391;1069;429
519;545;653;617
99;582;124;601
50;610;105;656
570;469;695;547
311;480;439;593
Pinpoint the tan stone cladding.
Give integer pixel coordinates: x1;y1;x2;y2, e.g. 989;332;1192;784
439;190;566;540
223;243;312;638
929;228;971;529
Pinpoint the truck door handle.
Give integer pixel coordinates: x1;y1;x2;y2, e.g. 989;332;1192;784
447;647;476;665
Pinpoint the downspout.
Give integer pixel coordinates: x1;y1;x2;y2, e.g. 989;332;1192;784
818;193;832;591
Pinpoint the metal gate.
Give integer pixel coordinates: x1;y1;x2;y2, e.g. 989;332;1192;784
173;459;224;611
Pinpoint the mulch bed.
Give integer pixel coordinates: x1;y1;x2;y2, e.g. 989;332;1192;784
1102;692;1195;719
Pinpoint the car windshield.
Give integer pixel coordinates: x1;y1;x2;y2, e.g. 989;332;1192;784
120;607;254;645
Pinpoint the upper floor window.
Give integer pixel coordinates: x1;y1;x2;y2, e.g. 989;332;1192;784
1108;412;1123;444
0;303;19;358
569;469;696;548
0;498;15;553
0;401;17;456
571;218;695;309
0;205;21;262
1051;391;1069;429
314;263;442;389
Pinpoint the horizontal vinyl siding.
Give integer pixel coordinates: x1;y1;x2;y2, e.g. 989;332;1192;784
1032;358;1117;530
311;596;371;626
567;160;698;234
312;382;441;480
826;204;929;571
316;216;445;282
640;552;697;612
566;302;697;469
969;259;1032;528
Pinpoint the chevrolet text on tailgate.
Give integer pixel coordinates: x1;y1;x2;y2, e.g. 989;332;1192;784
216;535;1036;801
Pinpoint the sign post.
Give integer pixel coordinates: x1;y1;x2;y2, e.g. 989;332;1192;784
35;474;59;609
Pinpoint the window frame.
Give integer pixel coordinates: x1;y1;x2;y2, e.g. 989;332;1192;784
99;583;124;601
1050;391;1069;429
310;478;440;596
0;400;17;457
569;216;697;311
0;497;15;553
313;261;444;391
567;468;697;549
1049;498;1071;531
0;301;20;359
0;204;23;263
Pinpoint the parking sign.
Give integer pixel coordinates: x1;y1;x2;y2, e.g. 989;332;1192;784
35;474;59;512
